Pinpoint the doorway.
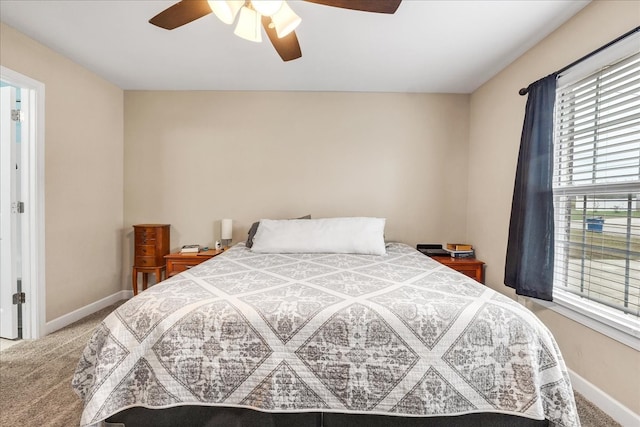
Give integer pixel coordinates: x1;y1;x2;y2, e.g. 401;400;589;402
0;66;45;340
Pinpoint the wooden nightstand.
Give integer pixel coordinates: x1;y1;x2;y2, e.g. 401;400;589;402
431;256;485;284
165;249;225;277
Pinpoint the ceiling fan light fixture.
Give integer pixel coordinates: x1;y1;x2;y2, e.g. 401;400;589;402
250;0;283;17
234;6;263;42
148;0;402;61
271;1;301;38
208;0;244;25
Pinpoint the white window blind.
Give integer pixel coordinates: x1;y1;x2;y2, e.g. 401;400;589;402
553;40;640;318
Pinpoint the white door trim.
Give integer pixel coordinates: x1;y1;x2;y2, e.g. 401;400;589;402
1;66;45;339
0;86;19;339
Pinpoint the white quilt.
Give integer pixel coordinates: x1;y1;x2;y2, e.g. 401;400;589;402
72;243;580;426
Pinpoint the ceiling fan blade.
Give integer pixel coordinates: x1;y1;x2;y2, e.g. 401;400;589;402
304;0;402;14
262;16;302;62
149;0;213;30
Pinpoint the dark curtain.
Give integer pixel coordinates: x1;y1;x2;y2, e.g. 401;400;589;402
504;74;557;301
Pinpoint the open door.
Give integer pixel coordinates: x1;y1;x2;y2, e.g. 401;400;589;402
0;85;19;339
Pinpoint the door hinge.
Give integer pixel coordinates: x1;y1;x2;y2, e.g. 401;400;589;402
11;109;23;122
13;292;26;305
11;201;25;214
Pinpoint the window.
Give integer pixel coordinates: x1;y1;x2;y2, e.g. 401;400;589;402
552;33;640;342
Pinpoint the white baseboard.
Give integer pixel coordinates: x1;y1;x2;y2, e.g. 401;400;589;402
569;368;640;427
45;290;133;335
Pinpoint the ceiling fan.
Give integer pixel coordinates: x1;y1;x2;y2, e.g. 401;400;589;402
149;0;402;61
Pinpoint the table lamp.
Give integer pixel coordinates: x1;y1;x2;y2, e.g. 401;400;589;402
221;219;232;248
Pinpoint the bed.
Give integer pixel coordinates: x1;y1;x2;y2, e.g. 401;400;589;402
72;219;580;427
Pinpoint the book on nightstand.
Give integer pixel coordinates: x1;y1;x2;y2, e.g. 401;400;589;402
444;243;475;258
446;243;473;251
447;250;475;258
180;244;200;253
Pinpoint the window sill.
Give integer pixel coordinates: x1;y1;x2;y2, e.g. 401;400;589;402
527;290;640;351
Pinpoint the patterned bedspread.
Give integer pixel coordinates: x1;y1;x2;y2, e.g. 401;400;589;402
72;243;579;426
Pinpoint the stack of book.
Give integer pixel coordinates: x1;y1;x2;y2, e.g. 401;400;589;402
445;243;475;258
180;244;200;254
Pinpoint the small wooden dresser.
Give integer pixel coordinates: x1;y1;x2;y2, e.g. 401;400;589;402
132;224;170;295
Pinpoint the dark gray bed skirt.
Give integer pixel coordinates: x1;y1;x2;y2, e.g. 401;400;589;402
105;406;550;427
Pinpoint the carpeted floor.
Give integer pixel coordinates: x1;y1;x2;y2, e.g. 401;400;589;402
0;301;621;427
0;301;125;427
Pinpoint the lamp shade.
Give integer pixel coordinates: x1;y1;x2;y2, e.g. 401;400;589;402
208;0;244;25
271;1;301;38
251;0;283;17
221;219;233;240
234;6;262;42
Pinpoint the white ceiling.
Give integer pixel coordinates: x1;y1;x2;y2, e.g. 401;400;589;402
0;0;590;93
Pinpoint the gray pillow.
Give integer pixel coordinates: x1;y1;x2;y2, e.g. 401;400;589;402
246;215;311;248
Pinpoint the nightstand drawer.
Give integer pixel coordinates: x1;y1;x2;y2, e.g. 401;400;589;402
135;245;156;257
165;249;225;277
455;267;483;281
135;226;157;236
135;229;156;238
135;236;156;245
166;258;209;277
430;256;485;284
168;262;196;276
135;256;157;267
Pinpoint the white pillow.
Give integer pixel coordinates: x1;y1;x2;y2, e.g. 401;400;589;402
250;217;386;255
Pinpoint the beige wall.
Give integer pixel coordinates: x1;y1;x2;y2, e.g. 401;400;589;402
0;23;124;321
123;91;469;283
467;0;640;414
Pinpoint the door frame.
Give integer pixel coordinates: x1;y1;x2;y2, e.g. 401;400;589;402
1;66;45;339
